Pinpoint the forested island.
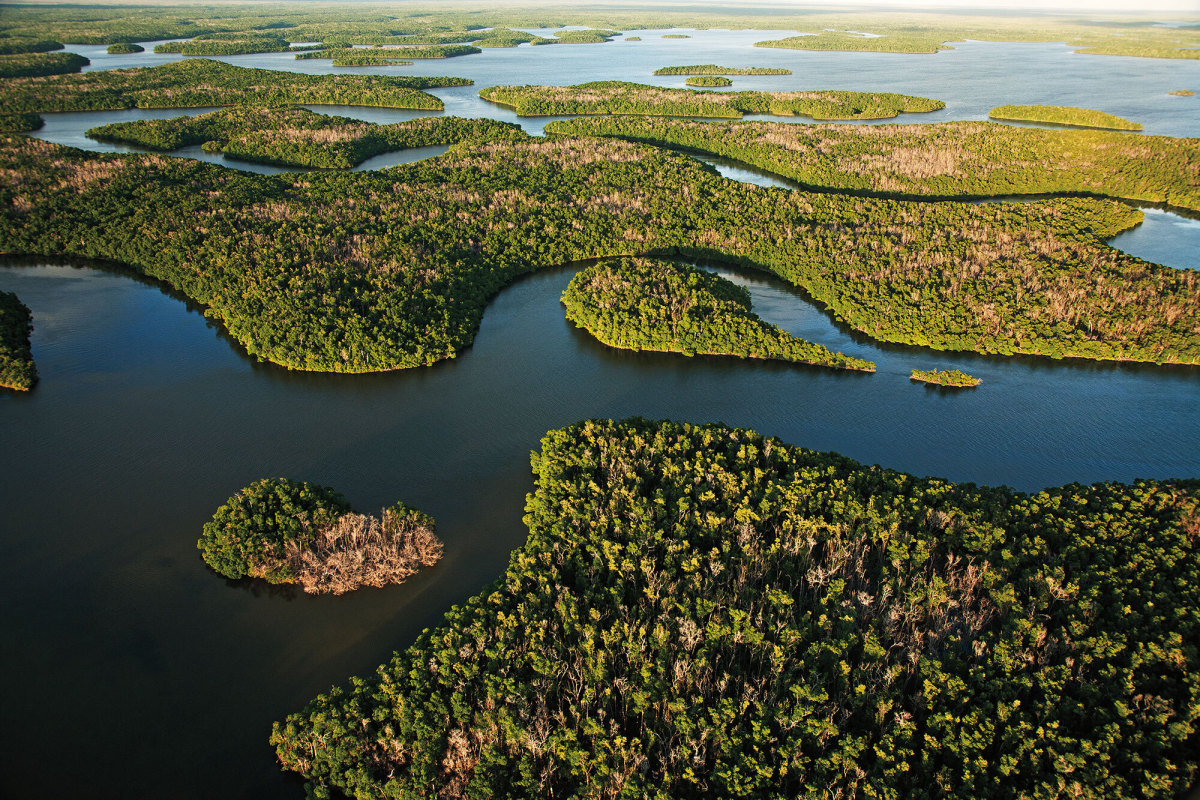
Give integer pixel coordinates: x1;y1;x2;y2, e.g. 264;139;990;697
87;106;525;169
911;367;980;387
297;43;482;60
272;417;1200;799
481;81;945;119
562;258;874;371
989;104;1143;131
545;117;1200;212
105;42;143;54
198;477;442;595
2;130;1197;370
0;50;88;78
685;76;732;87
0;59;468;113
153;33;301;56
0;290;36;391
655;64;792;75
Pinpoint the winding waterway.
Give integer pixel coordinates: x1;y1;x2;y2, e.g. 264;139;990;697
4;27;1200;799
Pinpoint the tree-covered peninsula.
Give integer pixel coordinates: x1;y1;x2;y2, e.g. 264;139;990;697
0;50;88;78
480;82;945;120
989;105;1143;132
0;58;467;113
563;258;873;371
272;417;1200;799
0;112;43;133
153;33;300;56
911;367;980;387
545;117;1200;213
297;43;482;61
0;290;36;391
1;132;1196;371
88;106;526;169
198;477;441;595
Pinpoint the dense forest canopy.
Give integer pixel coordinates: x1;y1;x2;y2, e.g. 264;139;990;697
272;417;1200;799
1;130;1196;372
0;290;36;391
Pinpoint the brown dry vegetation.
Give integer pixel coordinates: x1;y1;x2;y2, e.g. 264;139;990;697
285;507;443;596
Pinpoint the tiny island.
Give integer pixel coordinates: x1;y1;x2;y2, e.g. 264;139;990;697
654;64;792;75
106;42;144;54
198;477;442;595
685;76;733;87
910;367;980;387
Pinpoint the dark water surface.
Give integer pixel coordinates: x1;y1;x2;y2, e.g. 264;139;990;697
4;28;1199;799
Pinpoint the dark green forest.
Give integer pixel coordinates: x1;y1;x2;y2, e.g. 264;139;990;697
562;258;873;371
910;367;980;387
0;50;88;78
272;417;1200;799
685;76;733;87
87;106;526;169
481;81;945;120
0;59;466;113
0;290;36;391
1;132;1196;370
544;117;1200;213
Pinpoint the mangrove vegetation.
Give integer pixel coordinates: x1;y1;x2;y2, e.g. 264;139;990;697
0;290;36;391
685;76;732;87
105;42;143;54
87;106;526;169
297;43;482;60
544;117;1200;213
655;64;792;75
271;417;1200;799
0;51;88;78
0;59;467;113
198;477;441;595
480;82;945;120
910;367;980;387
0;131;1196;371
989;104;1143;131
562;258;874;371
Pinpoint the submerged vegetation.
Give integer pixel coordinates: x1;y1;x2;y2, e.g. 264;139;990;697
0;51;88;78
911;367;980;387
87;106;525;169
0;59;466;113
655;64;792;75
685;76;732;87
272;416;1200;799
562;258;874;371
989;104;1143;131
481;82;944;120
105;42;143;54
1;131;1196;371
545;117;1200;213
198;477;441;595
0;291;36;391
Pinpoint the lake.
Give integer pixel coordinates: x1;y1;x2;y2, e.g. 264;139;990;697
3;28;1199;799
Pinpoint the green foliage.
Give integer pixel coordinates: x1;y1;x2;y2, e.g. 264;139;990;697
0;59;463;113
1;132;1196;371
989;104;1143;131
0;51;88;78
481;81;944;120
88;106;527;169
757;31;952;54
551;29;620;43
545;117;1200;213
0;291;37;391
153;35;296;56
297;44;481;61
197;477;351;582
271;417;1200;799
0;112;43;133
662;33;691;38
105;42;143;55
563;258;874;371
685;76;732;87
655;64;792;75
911;367;980;387
0;38;64;55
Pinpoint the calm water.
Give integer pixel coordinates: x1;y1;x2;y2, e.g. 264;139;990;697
4;29;1199;799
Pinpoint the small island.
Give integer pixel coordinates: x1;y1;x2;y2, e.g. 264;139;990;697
655;64;792;75
106;42;144;54
0;291;37;391
989;104;1143;131
551;29;620;43
480;81;944;119
911;368;980;387
297;43;481;61
0;51;89;78
197;477;442;595
562;258;875;371
685;75;732;87
662;34;691;39
1169;89;1194;97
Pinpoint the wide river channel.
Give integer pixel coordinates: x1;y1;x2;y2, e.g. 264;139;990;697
2;28;1200;799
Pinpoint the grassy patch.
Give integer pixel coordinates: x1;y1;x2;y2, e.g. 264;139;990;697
989;104;1142;131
